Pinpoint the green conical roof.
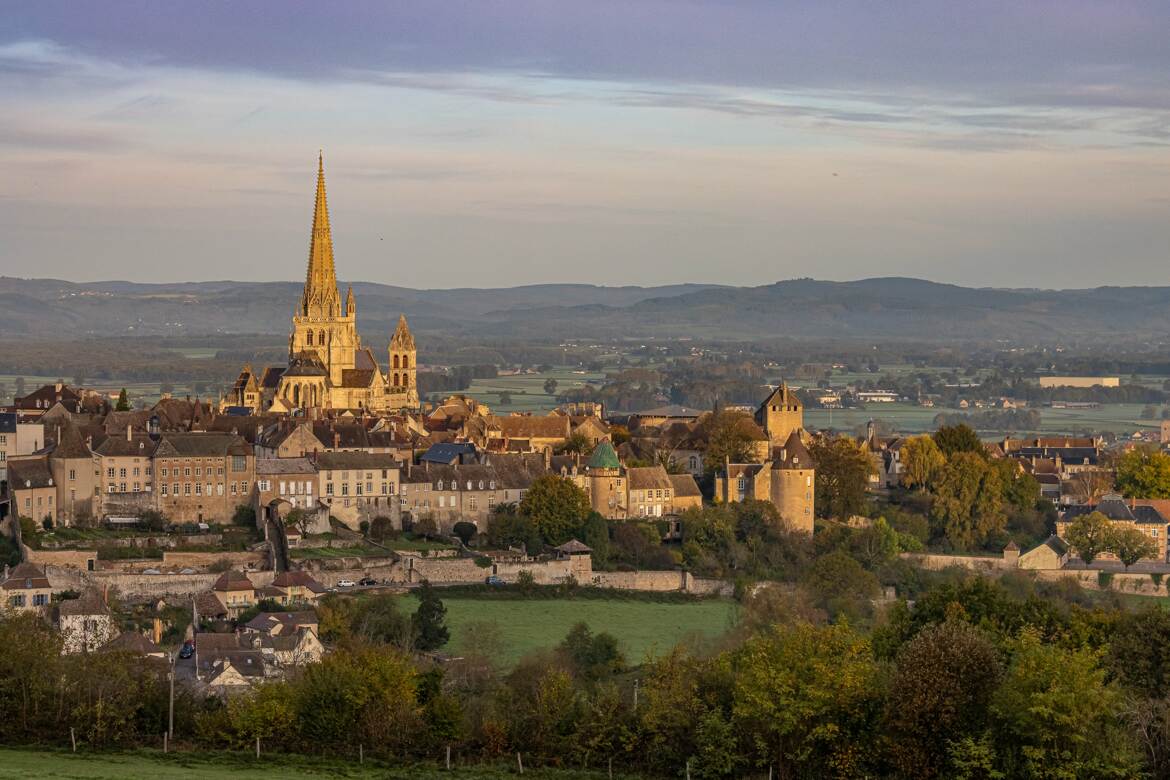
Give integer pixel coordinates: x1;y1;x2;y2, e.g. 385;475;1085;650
586;440;620;470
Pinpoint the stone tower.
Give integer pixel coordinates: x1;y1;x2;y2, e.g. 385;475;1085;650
756;383;803;448
388;314;419;408
289;153;359;390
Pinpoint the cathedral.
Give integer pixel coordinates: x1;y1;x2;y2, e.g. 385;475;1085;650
222;155;420;414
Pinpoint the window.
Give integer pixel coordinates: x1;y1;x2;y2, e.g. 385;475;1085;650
172;482;179;495
341;483;349;496
355;483;363;496
469;496;478;511
160;484;168;496
10;595;25;608
184;467;191;477
195;483;202;496
326;483;334;495
119;468;126;478
232;455;246;472
68;469;76;481
184;483;191;495
489;480;496;490
161;467;168;477
133;467;140;477
119;482;126;492
217;484;224;496
230;482;238;496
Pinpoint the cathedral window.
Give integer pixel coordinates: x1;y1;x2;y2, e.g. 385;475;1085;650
402;356;409;369
306;332;313;346
393;355;400;369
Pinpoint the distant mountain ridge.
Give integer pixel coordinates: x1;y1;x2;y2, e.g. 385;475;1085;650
1;276;1168;343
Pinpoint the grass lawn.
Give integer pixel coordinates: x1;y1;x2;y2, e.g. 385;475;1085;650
402;594;738;666
0;748;631;779
459;367;607;414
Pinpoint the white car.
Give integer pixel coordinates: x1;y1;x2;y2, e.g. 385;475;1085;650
337;579;356;588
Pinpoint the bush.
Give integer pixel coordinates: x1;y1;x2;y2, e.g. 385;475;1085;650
453;521;478;546
232;504;256;527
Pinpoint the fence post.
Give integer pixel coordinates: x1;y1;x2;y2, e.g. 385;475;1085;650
517;751;524;774
70;727;76;753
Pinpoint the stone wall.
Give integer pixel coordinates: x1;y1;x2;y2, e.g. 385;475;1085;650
162;550;268;570
493;558;576;585
25;548;97;570
900;552;1010;572
592;570;686;592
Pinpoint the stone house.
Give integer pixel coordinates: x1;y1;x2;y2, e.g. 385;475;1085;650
2;562;54;613
0;412;45;482
315;451;401;529
57;588;116;654
270;571;327;605
93;428;157;520
153;432;255;524
7;456;57;526
46;423;99;525
1058;495;1169;563
211;569;257;617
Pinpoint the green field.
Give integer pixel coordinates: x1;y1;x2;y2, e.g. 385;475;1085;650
0;749;626;779
805;401;1163;436
459;367;607;413
402;594;738;666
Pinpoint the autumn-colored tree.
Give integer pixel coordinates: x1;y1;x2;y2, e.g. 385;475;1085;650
929;452;1007;550
520;474;592;544
809;435;874;519
699;409;760;476
932;423;984;458
1063;511;1113;566
884;620;1001;777
1111;525;1158;570
899;434;946;491
733;622;884;778
1115;447;1170;499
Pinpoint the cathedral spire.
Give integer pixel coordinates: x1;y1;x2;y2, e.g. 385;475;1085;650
301;152;341;317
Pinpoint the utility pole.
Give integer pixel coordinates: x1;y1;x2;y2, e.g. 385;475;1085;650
168;653;176;741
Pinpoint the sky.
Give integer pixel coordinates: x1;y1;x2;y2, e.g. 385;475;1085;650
1;1;1169;289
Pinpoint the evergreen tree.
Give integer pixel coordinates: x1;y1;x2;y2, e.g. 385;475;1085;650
412;580;450;651
115;388;130;411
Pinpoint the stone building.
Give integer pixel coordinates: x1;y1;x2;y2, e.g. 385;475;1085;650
715;430;815;533
2;562;54;614
558;441;703;520
224;154;419;415
153;432;255;524
57;589;116;654
0;412;44;482
93;428;157;519
315;451;401;529
7;456;56;526
755;383;803;449
46;423;98;525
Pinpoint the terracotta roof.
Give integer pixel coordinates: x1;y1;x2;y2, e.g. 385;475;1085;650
2;562;51;591
212;570;255;592
194;591;228;618
627;466;674;491
155;432;250;458
271;571;326;592
668;473;702;497
340;368;377;388
101;631;161;656
93;433;157;458
244;610;318;634
50;423;92;459
556;539;592;554
492;415;570;440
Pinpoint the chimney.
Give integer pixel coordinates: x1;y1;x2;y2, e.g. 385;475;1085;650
333;432;340;449
126;424;132;442
152;617;162;646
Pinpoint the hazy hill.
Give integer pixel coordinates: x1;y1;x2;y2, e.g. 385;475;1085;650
2;276;1169;343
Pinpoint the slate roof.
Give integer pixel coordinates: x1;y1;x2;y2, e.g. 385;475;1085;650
7;457;53;489
340;368;377;388
775;430;813;470
0;412;16;433
420;442;477;465
50;423;92;459
271;571;326;593
255;457;316;476
314;451;401;471
1063;495;1169;525
243;610;319;634
57;588;109;617
94;433;157;458
259;366;285;389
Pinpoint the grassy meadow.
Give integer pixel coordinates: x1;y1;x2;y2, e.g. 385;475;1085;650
401;593;738;666
0;749;632;779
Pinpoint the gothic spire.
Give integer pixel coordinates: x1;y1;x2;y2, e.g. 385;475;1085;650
301;152;341;318
390;313;415;350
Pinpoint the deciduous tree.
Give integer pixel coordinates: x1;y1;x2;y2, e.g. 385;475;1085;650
1064;511;1112;566
900;435;946;491
810;435;874;519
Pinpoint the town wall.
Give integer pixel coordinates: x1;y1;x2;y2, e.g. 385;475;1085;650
25;548;97;570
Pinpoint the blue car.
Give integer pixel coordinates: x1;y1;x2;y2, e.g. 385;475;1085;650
178;640;194;659
485;575;504;586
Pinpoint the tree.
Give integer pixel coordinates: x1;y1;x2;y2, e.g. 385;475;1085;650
802;550;880;622
733;622;884;778
558;622;625;680
1066;468;1114;505
452;521;477;546
1064;511;1113;566
929;452;1007;550
498;391;513;405
412;516;439;539
520;475;592;545
543;378;558;396
1115;448;1170;498
884;620;1001;777
412;581;450;651
699;410;759;476
899;435;946;491
991;631;1141;778
809;435;874;519
115;388;130;412
1111;526;1157;570
932;423;984;458
557;431;591;455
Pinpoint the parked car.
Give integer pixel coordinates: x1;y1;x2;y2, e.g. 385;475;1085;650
337;579;356;588
485;575;504;586
359;577;377;586
178;640;194;659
